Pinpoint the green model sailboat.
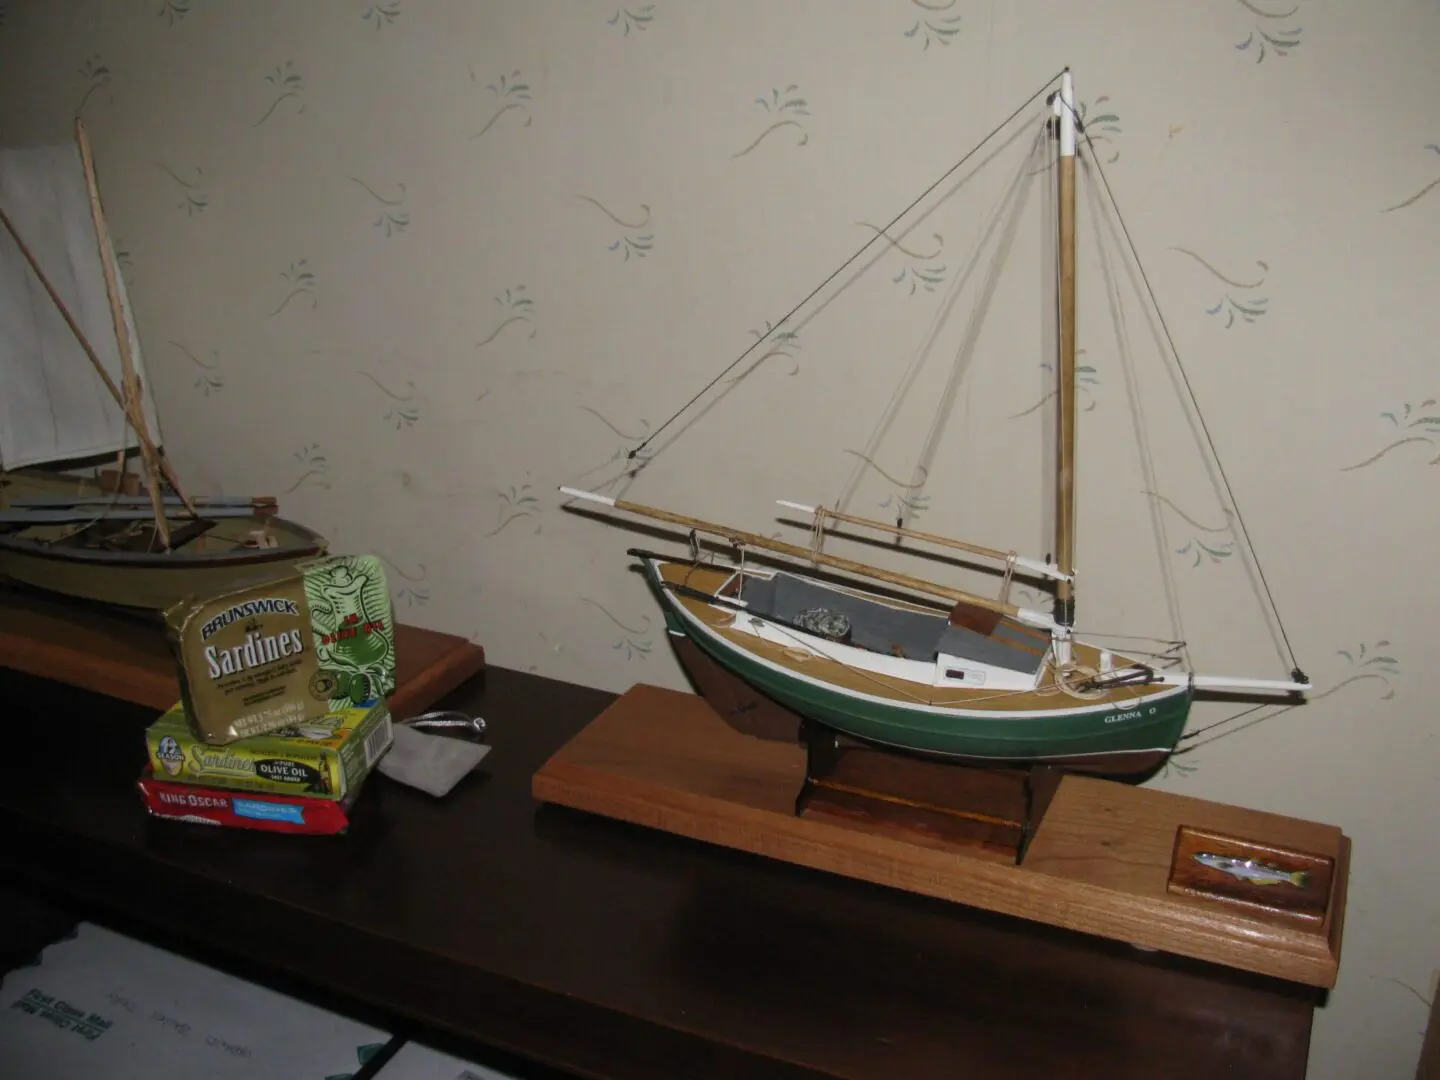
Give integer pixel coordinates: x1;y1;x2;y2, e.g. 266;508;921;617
561;70;1309;779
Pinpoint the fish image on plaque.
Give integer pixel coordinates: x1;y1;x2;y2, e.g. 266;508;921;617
1167;825;1336;926
1193;852;1309;888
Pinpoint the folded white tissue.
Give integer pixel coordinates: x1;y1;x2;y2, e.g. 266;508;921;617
376;723;491;797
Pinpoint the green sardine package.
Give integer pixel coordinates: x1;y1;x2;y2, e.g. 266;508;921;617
164;553;398;744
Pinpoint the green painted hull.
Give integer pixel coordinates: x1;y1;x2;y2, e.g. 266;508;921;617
643;560;1192;775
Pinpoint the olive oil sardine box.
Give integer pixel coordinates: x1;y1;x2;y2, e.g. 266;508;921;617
136;765;365;835
145;697;394;800
164;553;397;744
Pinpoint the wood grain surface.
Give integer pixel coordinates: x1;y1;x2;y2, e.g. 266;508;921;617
0;585;484;721
533;682;1349;988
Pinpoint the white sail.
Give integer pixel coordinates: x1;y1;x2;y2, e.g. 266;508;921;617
0;142;162;471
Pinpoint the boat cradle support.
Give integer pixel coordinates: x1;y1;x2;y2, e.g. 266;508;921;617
792;719;1063;866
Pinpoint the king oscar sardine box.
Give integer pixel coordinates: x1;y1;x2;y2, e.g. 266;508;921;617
136;766;364;835
145;698;394;801
163;553;398;745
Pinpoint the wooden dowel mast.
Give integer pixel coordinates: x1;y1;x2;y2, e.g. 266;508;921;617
74;117;198;546
1054;69;1078;629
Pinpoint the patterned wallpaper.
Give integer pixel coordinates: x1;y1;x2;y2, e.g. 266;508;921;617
1;1;1438;1075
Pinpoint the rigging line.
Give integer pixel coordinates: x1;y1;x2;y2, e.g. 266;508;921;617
836;125;1045;517
1081;160;1189;666
1056;96;1305;682
629;69;1069;461
1178;701;1270;740
902;127;1047;528
1174;701;1300;754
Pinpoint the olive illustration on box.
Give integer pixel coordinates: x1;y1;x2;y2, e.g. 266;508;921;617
305;556;396;709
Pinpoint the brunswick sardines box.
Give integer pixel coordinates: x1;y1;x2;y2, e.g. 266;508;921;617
145;698;393;800
164;553;397;744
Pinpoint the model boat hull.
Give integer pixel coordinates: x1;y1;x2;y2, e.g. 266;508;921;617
0;469;327;614
639;556;1192;779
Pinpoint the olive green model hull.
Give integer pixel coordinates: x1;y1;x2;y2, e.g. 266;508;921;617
0;469;327;614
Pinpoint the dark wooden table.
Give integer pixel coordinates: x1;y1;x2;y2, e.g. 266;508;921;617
0;665;1322;1079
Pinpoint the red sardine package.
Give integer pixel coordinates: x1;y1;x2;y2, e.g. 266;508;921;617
136;766;360;835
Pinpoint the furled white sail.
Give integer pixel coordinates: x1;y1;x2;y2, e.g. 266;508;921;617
0;142;162;470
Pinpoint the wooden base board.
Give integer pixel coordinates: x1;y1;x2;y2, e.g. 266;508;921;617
532;682;1349;989
0;585;485;721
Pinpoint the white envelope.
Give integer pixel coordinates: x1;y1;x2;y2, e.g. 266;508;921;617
0;922;393;1079
375;1041;521;1079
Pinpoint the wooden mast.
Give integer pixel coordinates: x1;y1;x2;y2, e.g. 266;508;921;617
74;117;200;548
1053;69;1078;656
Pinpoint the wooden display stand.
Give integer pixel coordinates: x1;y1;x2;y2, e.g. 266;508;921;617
533;682;1350;990
0;584;485;720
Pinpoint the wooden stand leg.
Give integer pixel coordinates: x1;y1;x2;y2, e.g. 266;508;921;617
793;720;1062;865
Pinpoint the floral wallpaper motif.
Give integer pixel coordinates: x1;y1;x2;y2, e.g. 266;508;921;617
158;163;208;216
287;444;331;493
378;552;428;608
76;54;112;114
577;196;653;260
1010;349;1099;418
1170;247;1270;328
734;86;810;159
1233;0;1304;61
363;2;401;31
1340;401;1440;472
170;341;223;396
843;450;930;522
1076;97;1121;163
476;287;535;348
358;372;419;429
256;62;303;126
488;479;542;537
608;6;654;36
1382;145;1440;214
859;222;947;295
1147;493;1237;568
471;70;531;139
348;177;409;236
904;0;961;49
271;260;317;315
0;3;1435;1076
